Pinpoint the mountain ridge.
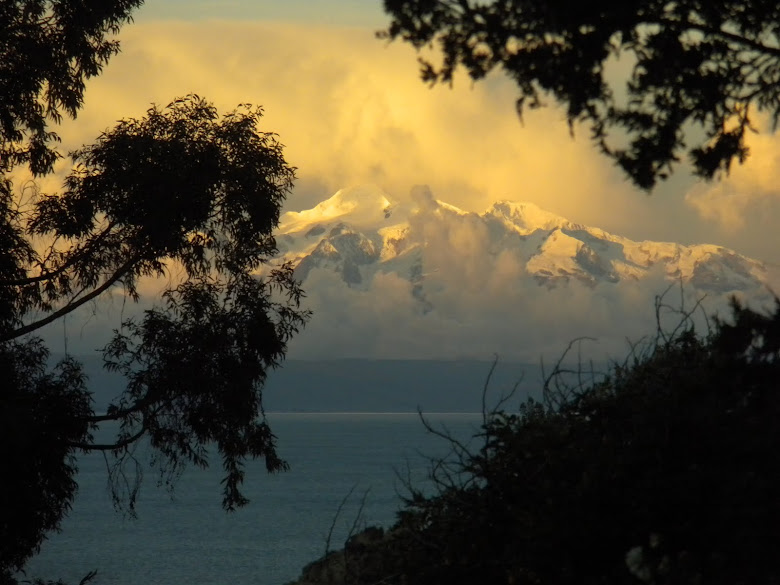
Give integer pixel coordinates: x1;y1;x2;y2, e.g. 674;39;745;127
271;185;777;361
276;185;772;296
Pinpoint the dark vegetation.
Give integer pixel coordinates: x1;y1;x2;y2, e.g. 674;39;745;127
1;2;307;580
2;1;780;583
292;297;780;585
360;3;780;578
382;0;780;189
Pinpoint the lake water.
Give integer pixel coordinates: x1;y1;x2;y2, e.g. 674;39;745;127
23;413;485;585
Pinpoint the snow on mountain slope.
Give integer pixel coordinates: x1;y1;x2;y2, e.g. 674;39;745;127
278;184;394;235
487;200;573;234
272;185;775;360
275;185;771;296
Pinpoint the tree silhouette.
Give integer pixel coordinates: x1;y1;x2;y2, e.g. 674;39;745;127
0;2;308;576
0;0;144;176
381;0;780;189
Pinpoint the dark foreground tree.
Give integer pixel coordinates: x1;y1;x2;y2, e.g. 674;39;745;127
0;0;145;176
0;2;308;577
381;0;780;189
290;297;780;585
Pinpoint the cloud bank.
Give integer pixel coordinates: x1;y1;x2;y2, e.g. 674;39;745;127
289;252;683;363
51;19;779;266
30;18;779;361
685;118;780;233
281;186;772;362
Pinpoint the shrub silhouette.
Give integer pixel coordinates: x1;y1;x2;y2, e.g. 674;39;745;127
292;296;780;585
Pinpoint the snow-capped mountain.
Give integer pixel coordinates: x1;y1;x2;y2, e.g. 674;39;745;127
276;185;771;297
274;185;775;360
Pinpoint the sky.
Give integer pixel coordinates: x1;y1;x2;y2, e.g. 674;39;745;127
53;0;779;263
133;0;384;26
39;0;780;359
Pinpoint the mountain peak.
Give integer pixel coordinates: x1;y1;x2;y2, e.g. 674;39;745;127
274;185;775;360
278;184;393;234
275;185;772;300
486;200;573;234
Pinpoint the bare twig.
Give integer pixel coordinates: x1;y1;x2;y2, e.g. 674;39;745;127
325;483;358;559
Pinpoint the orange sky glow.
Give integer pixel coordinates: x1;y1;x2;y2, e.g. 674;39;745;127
45;12;779;268
25;4;780;359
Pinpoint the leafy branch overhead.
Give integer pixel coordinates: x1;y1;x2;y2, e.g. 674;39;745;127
3;96;299;342
381;0;780;189
0;0;145;176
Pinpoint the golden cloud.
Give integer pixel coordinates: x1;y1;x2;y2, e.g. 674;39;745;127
685;120;780;232
44;19;778;266
28;18;780;357
55;21;657;227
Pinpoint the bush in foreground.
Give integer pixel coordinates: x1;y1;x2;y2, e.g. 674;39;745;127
292;297;780;585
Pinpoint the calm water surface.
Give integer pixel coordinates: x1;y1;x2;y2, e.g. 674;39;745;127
24;413;484;585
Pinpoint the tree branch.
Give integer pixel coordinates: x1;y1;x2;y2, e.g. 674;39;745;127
87;405;143;423
655;18;780;58
0;221;117;287
67;425;146;452
1;253;140;342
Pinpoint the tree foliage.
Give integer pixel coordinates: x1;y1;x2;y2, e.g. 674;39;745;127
381;0;780;189
293;298;780;585
0;340;91;574
0;0;144;176
0;1;308;575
